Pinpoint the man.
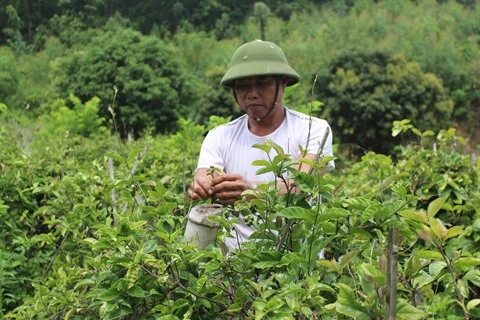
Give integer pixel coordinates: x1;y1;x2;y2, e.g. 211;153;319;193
188;39;333;247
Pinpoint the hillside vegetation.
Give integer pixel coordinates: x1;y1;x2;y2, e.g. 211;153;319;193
0;1;479;319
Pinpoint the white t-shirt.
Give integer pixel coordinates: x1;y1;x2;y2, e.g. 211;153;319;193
196;107;334;248
198;108;333;177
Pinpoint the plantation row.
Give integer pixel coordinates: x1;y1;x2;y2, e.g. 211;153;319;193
0;103;479;318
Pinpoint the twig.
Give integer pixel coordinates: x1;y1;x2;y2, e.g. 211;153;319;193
436;241;469;320
42;233;68;279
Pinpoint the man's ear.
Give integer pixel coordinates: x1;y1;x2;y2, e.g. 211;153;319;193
281;76;289;89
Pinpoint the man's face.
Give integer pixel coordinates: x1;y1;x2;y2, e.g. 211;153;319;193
233;76;287;119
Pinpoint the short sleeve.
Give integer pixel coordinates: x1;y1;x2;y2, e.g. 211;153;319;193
197;127;226;171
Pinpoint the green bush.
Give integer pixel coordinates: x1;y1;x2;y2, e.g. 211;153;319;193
0;107;114;314
38;94;107;138
316;51;454;154
2;111;479;319
0;36;66;111
53;19;202;137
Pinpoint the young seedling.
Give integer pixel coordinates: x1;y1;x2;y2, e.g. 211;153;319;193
207;166;224;203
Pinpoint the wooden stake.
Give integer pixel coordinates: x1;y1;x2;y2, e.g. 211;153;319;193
386;227;399;320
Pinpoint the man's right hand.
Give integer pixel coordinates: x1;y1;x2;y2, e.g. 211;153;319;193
210;174;251;205
187;168;215;200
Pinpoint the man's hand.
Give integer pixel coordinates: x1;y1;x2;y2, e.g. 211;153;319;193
212;173;254;206
188;168;215;201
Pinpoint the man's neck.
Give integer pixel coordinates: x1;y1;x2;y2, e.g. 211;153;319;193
248;106;286;136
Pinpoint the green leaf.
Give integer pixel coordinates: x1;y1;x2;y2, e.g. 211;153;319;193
98;288;120;301
428;261;447;277
129;220;147;230
457;279;469;298
422;130;435;137
267;139;285;156
251;159;272;167
157;315;180;320
245;279;262;295
252;143;272;154
463;269;480;287
429;217;446;240
397;209;428;223
252;251;282;269
277;206;315;224
467;299;480;311
172;298;190;312
127;286;148;298
228;303;244;312
415;250;443;260
316;208;349;223
396;298;427;320
444;225;463;240
335;283;370;319
81;237;98;245
265;297;285;311
338;250;361;271
360;263;386;285
452;257;480;271
256;165;276;175
280;252;307;266
392;126;402;137
104;307;133;320
252;260;280;269
300;306;313;317
106;153;126;165
73;279;95;290
317;259;338;271
411;128;422;137
127;148;146;163
413;271;435;289
427;197;446;218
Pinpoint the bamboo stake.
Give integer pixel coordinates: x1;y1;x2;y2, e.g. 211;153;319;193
108;157;119;226
386;227;399;320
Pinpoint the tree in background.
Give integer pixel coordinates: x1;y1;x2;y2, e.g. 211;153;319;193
1;5;27;53
53;19;202;137
253;2;271;40
0;47;18;105
316;51;454;155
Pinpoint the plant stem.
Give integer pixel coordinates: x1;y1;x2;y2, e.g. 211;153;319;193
435;241;469;320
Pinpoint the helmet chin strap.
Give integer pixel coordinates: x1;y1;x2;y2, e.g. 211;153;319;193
254;101;277;122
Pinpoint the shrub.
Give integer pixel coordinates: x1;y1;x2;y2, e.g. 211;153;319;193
53;19;202;137
316;51;454;154
3;114;479;319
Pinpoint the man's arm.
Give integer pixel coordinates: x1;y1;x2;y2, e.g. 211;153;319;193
210;152;323;205
189;127;331;205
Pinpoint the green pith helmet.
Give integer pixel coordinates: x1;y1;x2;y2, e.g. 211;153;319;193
220;39;300;88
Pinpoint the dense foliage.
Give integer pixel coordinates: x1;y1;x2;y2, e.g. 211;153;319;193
0;0;321;45
53;20;203;136
1;106;479;319
1;0;478;152
0;0;479;318
316;51;454;154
